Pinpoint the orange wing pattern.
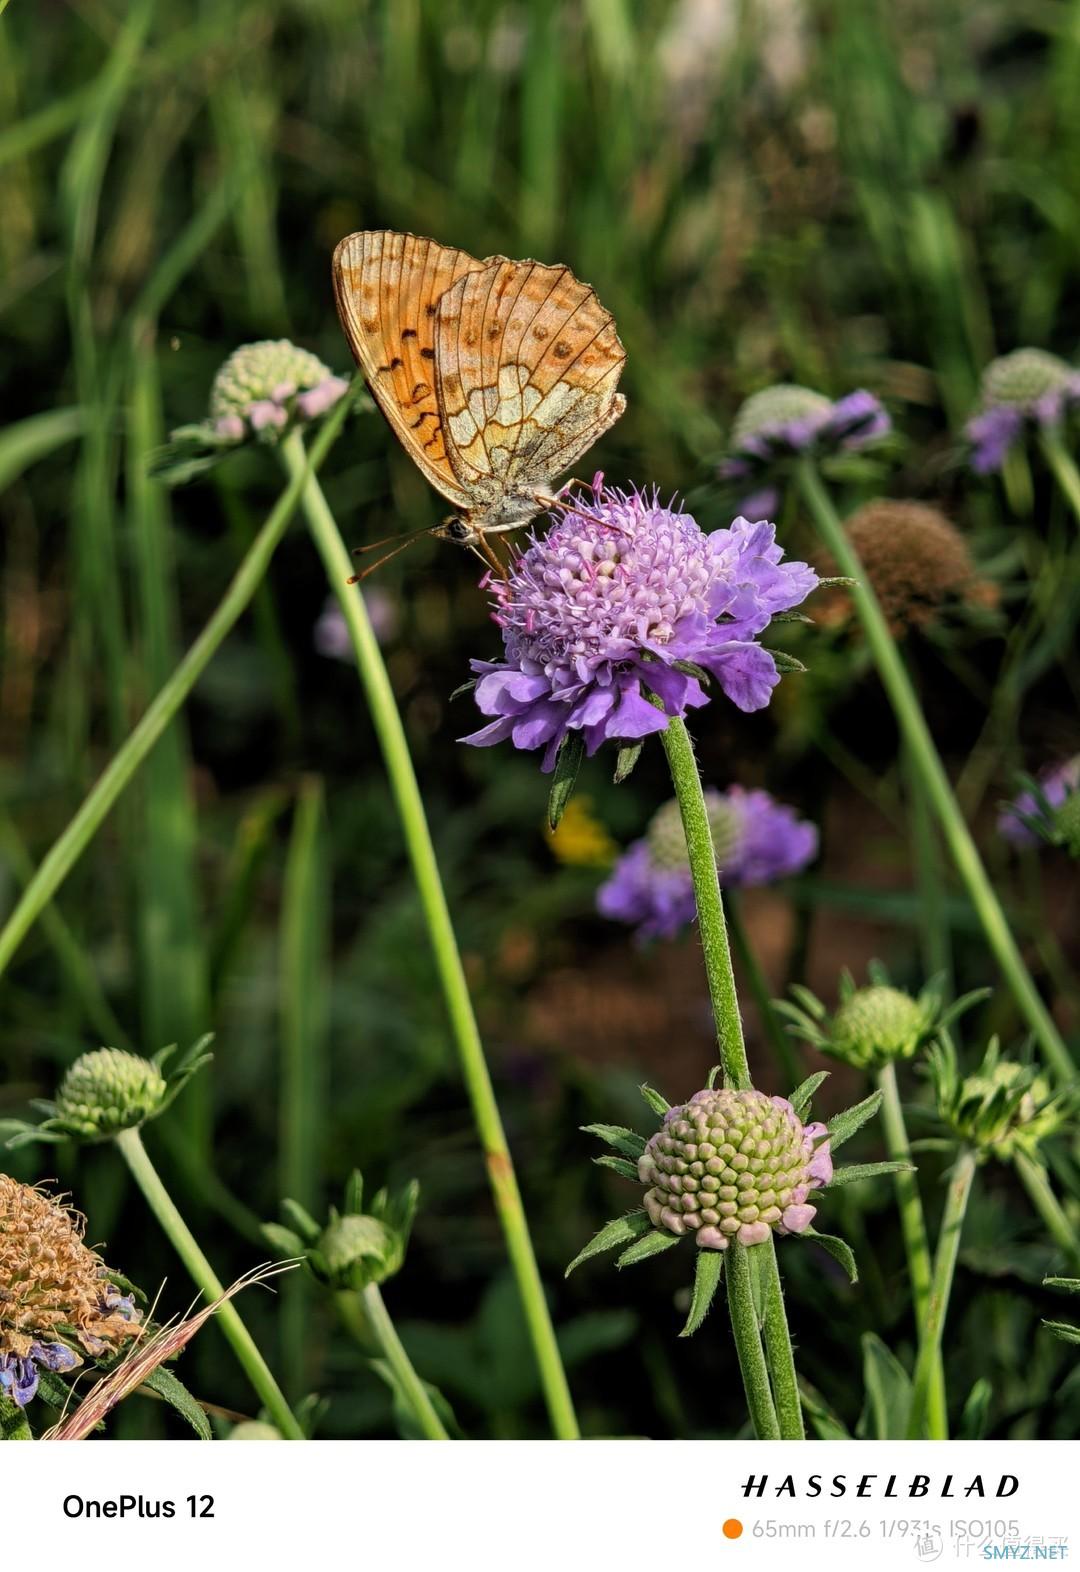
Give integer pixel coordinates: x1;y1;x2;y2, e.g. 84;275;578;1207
433;257;626;493
332;230;489;505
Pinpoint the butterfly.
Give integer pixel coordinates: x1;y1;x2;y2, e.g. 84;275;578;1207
332;229;626;572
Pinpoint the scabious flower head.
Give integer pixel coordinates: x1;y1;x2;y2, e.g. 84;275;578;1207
999;756;1080;850
314;588;398;660
0;1175;139;1406
779;967;979;1072
462;481;818;770
965;348;1079;473
53;1048;168;1141
638;1087;832;1248
817;500;995;636
929;1040;1075;1162
720;383;891;506
597;787;817;940
209;340;349;441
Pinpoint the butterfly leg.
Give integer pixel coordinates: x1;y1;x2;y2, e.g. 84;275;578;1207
475;533;510;580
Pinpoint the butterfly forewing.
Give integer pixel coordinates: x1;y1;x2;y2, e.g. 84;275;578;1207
332;230;489;506
434;258;627;496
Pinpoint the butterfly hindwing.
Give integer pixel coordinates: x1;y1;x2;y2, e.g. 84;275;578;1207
433;258;627;492
332;230;487;506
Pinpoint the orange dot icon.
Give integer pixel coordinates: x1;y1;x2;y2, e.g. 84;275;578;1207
723;1520;743;1540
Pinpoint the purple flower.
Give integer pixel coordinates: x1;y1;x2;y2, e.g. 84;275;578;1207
999;757;1080;846
720;384;891;513
314;588;398;659
0;1341;78;1408
824;389;892;447
597;785;818;940
461;482;817;770
964;349;1079;473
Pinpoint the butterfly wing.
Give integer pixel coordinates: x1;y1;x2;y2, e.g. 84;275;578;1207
332;230;490;507
433;259;626;509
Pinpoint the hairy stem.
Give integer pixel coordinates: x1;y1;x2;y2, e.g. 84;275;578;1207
1014;1150;1080;1273
907;1147;977;1438
359;1283;450;1440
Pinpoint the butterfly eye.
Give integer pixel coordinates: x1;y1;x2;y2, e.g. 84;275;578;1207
442;518;474;544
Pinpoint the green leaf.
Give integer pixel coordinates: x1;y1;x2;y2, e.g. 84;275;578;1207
613;739;645;783
565;1211;651;1277
764;648;807;673
789;1070;829;1115
0;407;84;493
581;1123;646;1159
370;1358;463;1440
140;1367;212;1440
639;1083;670;1117
670;658;712;685
1045;1277;1080;1294
593;1154;639;1180
803;1226;858;1284
0;1395;32;1440
827;1089;884;1150
1043;1319;1080;1344
858;1332;911;1440
262;1223;306;1259
959;1378;992;1439
799;1378;852;1440
680;1249;724;1337
448;679;477;701
615;1229;682;1268
548;733;586;831
826;1160;916;1187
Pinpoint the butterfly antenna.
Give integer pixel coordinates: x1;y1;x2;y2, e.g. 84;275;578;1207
348;533;425;583
352;521;436;557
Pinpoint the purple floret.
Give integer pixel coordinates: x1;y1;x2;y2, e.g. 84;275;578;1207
461;481;817;770
999;757;1080;846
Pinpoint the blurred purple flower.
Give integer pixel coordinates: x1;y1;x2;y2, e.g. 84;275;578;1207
461;481;817;770
999;756;1080;847
314;589;398;660
719;384;891;513
597;785;818;940
964;349;1080;474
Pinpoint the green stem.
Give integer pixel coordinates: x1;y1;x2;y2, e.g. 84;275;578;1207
659;716;803;1438
877;1062;949;1439
724;1243;780;1439
1040;430;1080;523
907;1146;977;1438
797;460;1073;1082
359;1283;450;1440
115;1127;304;1440
281;436;578;1441
0;389;356;982
659;718;748;1088
726;890;803;1090
1014;1150;1080;1273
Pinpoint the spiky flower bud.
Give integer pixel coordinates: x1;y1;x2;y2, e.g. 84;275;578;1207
209;340;348;441
265;1171;419;1294
638;1087;832;1248
1054;790;1080;857
980;348;1072;410
929;1040;1075;1161
778;968;979;1072
54;1049;168;1140
0;1176;139;1406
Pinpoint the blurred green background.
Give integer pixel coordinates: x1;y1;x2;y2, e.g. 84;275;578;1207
1;0;1078;1438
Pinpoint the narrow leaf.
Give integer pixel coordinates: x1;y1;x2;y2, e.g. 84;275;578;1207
680;1249;724;1337
593;1154;639;1180
803;1226;858;1284
565;1211;651;1277
140;1367;212;1440
765;648;807;673
581;1123;646;1159
826;1160;916;1187
1044;1277;1080;1294
799;1378;852;1440
639;1083;670;1117
859;1332;911;1440
1043;1319;1080;1344
789;1070;829;1116
959;1378;992;1440
615;1229;682;1268
613;739;644;783
548;733;586;830
827;1089;884;1150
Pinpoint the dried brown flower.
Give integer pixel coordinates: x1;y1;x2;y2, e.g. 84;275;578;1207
818;500;996;635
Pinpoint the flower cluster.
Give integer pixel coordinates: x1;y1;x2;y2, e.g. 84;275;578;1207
816;500;996;636
265;1170;419;1294
209;340;349;441
0;1175;138;1407
5;1038;213;1147
637;1087;832;1249
462;482;818;770
597;786;817;940
965;348;1080;473
999;757;1080;854
928;1039;1075;1162
720;383;891;519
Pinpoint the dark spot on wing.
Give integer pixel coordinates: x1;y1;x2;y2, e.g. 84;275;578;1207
421;347;435;359
401;328;417;340
532;325;549;340
553;341;572;359
425;303;437;317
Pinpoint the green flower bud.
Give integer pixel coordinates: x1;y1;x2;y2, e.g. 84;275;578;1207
731;384;832;448
980;348;1071;410
778;969;976;1072
1053;790;1080;858
54;1049;168;1140
266;1171;419;1294
227;1421;283;1441
930;1040;1075;1161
